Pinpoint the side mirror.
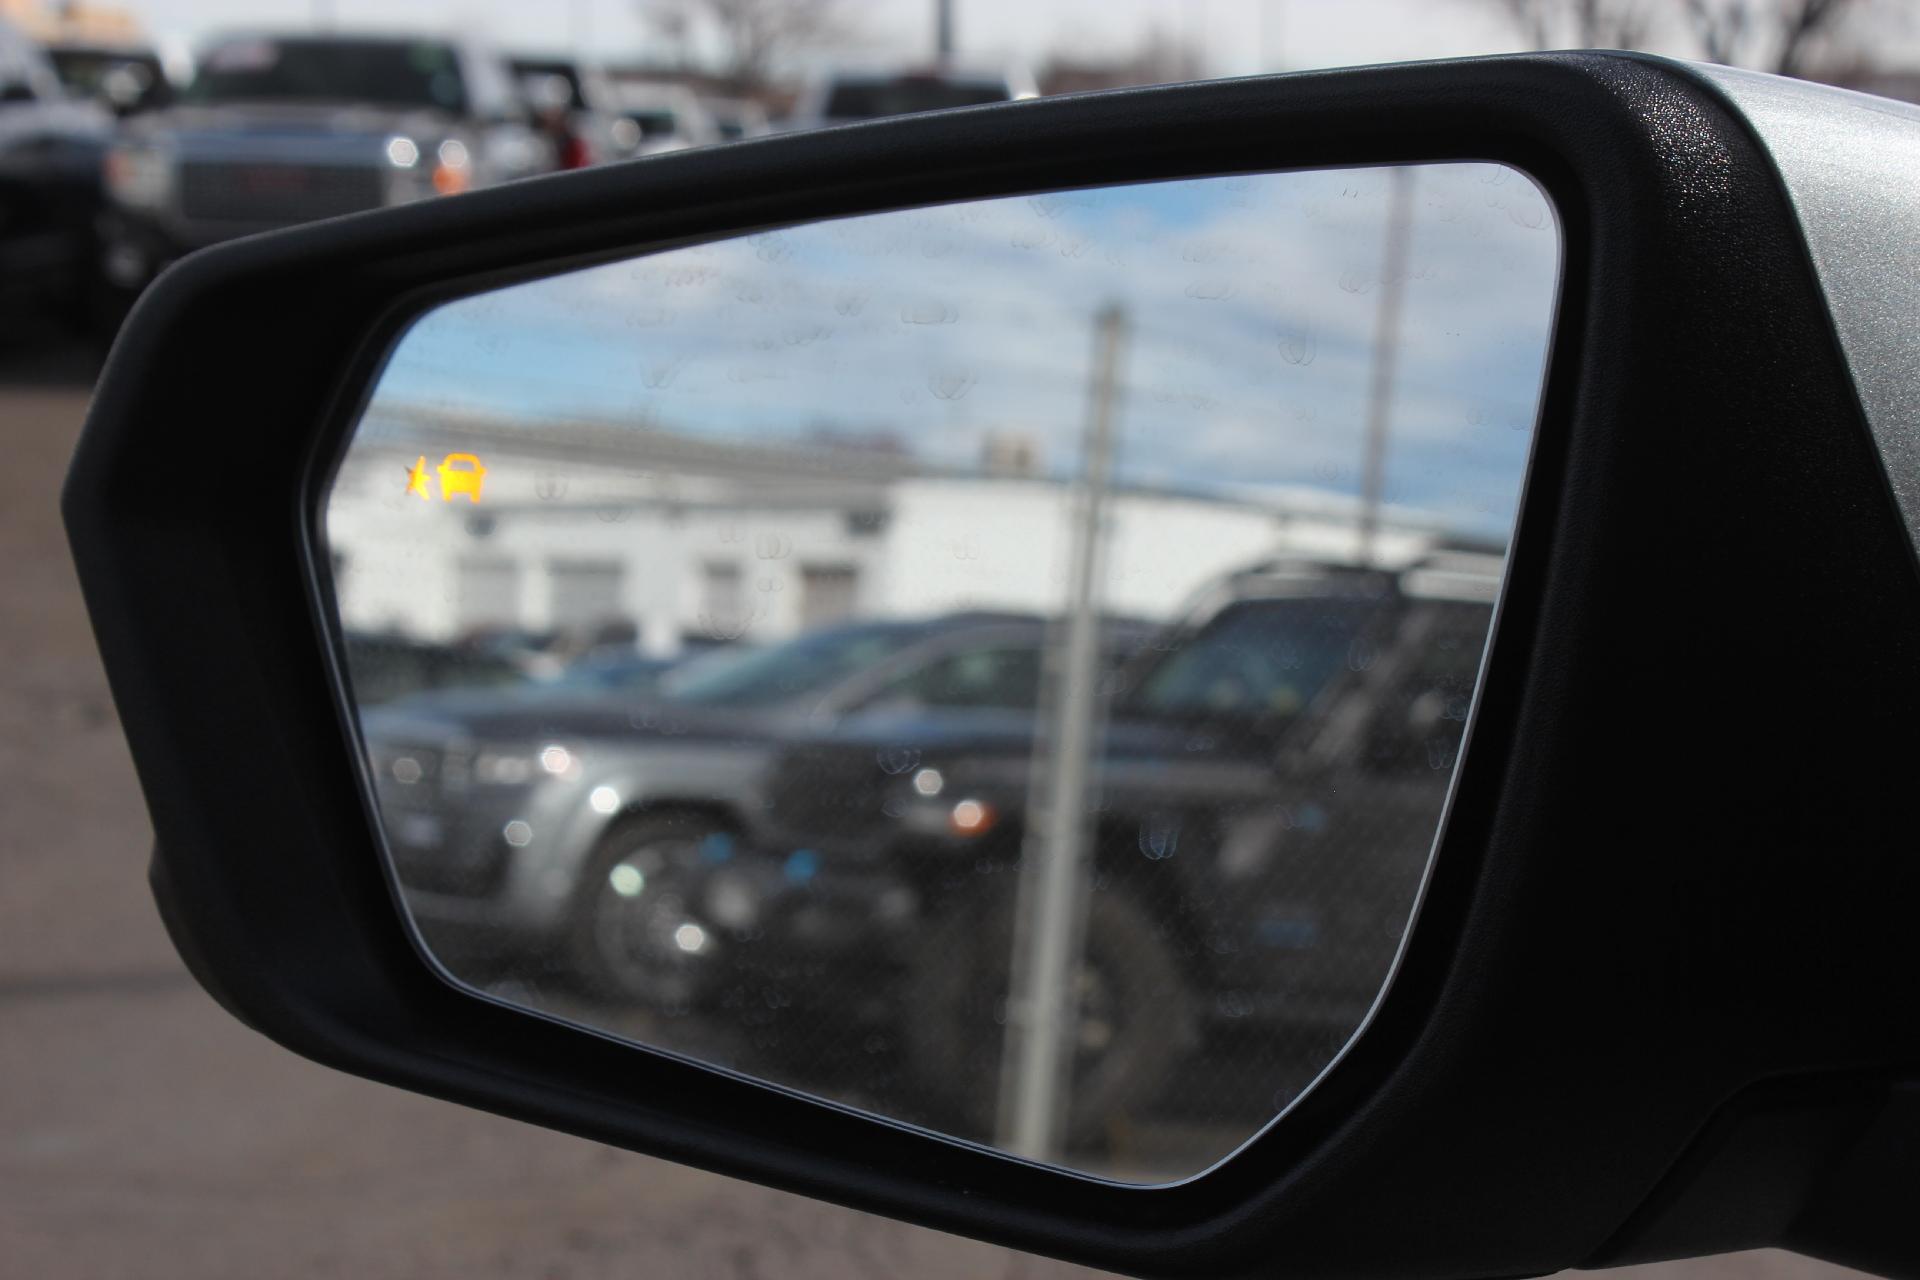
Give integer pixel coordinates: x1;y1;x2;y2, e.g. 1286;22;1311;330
65;54;1920;1280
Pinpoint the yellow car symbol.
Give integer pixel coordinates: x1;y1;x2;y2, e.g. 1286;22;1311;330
436;453;486;503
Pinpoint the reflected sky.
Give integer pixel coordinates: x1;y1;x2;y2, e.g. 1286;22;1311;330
369;163;1559;536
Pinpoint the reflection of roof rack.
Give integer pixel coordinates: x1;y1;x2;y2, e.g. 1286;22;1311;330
1400;548;1505;602
1181;548;1507;622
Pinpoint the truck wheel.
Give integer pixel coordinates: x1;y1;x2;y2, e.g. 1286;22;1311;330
570;812;721;1008
903;888;1194;1149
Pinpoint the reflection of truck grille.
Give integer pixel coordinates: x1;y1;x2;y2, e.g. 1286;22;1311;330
765;748;893;845
367;742;503;897
179;161;386;225
388;830;508;898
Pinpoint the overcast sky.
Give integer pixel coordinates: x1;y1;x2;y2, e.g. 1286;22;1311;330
105;0;1800;78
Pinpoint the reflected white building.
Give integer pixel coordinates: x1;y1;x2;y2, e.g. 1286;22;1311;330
326;403;1457;655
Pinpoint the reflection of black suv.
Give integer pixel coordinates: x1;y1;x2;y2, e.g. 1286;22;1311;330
694;553;1501;1140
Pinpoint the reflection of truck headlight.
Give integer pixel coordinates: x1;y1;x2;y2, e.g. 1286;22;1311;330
383;135;420;168
472;742;575;785
385;137;470;203
431;139;471;195
103;143;173;211
949;799;996;837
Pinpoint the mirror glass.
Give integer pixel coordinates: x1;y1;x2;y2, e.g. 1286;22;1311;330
324;163;1559;1181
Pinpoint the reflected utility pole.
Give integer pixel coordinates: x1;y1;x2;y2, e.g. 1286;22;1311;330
1357;166;1415;566
1000;303;1127;1162
936;0;956;58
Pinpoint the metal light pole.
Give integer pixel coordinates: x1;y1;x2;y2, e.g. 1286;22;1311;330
1357;166;1415;566
1000;303;1127;1161
937;0;956;59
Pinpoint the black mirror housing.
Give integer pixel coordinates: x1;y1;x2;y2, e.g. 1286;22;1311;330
64;53;1920;1279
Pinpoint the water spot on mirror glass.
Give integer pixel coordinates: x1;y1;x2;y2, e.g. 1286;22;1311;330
928;371;976;401
1278;321;1319;367
900;300;958;326
1184;279;1237;301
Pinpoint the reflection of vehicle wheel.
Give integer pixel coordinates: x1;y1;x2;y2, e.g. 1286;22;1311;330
903;888;1193;1148
571;813;720;1008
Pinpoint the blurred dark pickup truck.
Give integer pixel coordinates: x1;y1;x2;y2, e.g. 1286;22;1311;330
98;31;552;309
0;17;110;340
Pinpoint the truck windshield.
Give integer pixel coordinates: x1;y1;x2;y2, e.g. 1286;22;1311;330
821;76;1009;119
186;38;466;112
1125;596;1389;721
658;623;928;709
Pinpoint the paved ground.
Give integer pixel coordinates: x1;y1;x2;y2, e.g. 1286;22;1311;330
0;341;1864;1279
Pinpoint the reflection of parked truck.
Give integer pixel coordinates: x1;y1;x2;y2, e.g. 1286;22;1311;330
696;552;1502;1142
0;17;111;339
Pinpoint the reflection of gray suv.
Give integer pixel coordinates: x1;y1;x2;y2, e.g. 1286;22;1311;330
99;32;550;300
360;613;1147;1001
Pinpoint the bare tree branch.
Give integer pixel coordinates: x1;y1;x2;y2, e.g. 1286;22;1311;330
1479;0;1868;73
637;0;854;94
1773;0;1855;76
1498;0;1554;49
1481;0;1656;50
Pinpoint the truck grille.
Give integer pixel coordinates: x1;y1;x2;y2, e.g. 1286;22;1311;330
179;161;387;225
366;742;504;897
764;746;894;846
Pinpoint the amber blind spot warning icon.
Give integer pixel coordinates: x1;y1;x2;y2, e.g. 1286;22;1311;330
405;453;487;502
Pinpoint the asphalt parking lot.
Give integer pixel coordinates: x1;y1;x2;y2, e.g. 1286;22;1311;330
0;339;1863;1279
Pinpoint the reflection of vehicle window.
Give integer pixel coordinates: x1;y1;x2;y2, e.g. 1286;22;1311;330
661;623;925;708
1128;598;1386;719
546;656;674;693
187;39;467;113
344;635;525;705
623;109;679;137
508;61;585;110
1361;602;1491;772
48;49;169;111
872;646;1043;711
822;77;1010;119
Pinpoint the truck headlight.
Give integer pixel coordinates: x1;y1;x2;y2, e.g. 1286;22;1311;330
472;742;575;786
431;138;471;195
103;143;173;211
384;135;421;168
385;137;470;204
